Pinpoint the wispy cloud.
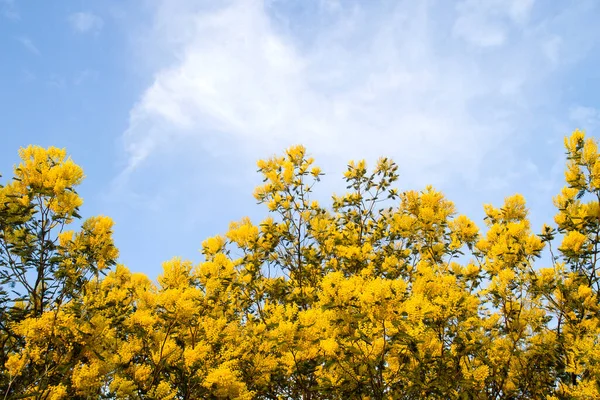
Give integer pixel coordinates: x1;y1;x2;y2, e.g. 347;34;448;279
570;105;600;131
73;69;99;85
1;0;19;20
17;36;40;55
453;0;535;47
46;74;66;89
20;69;35;83
118;0;600;209
68;11;103;34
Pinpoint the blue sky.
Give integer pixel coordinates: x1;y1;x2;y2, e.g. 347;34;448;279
1;0;599;279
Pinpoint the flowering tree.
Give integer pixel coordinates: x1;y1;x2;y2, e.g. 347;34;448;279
1;130;600;399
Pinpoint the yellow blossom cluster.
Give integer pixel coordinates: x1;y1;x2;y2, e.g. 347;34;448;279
2;132;600;398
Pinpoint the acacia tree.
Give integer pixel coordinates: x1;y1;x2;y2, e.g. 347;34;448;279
0;146;118;398
2;130;600;399
542;130;600;398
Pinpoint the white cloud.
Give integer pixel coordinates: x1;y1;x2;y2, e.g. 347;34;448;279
106;0;600;276
507;0;536;24
119;0;599;203
68;11;103;34
542;35;562;66
452;0;535;47
17;36;40;55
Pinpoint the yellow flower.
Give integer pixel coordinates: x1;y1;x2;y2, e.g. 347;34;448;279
47;384;68;400
202;235;226;255
560;231;587;253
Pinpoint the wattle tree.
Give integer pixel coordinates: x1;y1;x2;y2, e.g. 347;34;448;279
1;130;599;399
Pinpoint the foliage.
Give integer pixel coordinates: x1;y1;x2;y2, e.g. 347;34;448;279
1;131;600;399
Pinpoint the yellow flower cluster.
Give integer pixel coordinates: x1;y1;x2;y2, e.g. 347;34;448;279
2;131;600;398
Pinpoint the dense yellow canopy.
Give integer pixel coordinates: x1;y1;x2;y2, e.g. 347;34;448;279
1;132;599;399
